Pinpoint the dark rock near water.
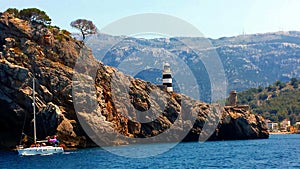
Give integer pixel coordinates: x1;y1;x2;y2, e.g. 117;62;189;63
0;12;268;149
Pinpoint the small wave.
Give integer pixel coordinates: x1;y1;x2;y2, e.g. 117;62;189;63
40;153;53;156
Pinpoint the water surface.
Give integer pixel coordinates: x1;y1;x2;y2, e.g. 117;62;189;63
1;134;299;168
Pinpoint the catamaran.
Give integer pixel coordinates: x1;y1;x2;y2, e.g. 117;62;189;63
17;77;64;156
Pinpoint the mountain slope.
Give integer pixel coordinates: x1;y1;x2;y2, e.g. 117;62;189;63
86;31;300;102
237;78;300;124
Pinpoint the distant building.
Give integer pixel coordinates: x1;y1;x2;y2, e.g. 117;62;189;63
295;122;300;133
280;119;291;132
226;90;237;106
266;120;279;131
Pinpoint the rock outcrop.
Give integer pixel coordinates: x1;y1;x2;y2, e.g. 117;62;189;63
0;12;268;149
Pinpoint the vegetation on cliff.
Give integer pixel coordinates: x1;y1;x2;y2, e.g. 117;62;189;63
70;19;97;40
237;78;300;124
5;8;51;25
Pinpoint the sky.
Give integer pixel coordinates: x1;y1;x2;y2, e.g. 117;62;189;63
1;0;300;38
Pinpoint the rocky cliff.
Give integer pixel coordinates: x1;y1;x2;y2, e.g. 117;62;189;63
0;12;268;149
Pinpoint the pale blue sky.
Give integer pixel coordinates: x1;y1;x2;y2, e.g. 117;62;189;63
1;0;300;38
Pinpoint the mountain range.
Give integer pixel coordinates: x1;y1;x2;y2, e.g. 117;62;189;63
84;31;300;102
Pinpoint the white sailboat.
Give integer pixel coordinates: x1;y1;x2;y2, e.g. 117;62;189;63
17;77;64;156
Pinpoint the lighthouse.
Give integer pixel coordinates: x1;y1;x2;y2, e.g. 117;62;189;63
163;63;173;92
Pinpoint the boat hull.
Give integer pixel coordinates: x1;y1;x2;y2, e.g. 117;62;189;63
18;146;64;156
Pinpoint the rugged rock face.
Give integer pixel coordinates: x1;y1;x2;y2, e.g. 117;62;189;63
211;106;269;140
0;12;86;149
0;12;268;149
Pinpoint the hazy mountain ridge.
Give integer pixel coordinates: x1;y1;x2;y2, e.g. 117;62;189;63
87;31;300;101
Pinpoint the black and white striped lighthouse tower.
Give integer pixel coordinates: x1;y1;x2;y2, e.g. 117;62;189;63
163;63;173;92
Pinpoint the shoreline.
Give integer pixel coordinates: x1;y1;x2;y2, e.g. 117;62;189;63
269;132;299;134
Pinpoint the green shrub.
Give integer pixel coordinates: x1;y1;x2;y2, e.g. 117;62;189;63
19;8;51;25
258;93;268;100
5;8;19;16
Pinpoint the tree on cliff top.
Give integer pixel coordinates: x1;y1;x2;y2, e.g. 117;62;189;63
70;19;97;40
5;8;19;17
19;8;51;25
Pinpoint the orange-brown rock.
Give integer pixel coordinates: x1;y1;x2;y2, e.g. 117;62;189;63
0;12;268;149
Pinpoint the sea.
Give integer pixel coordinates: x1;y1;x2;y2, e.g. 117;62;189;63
0;134;299;169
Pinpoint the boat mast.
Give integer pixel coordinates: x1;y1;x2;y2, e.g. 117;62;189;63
33;77;37;144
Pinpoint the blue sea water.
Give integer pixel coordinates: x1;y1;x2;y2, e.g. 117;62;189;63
1;134;300;169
